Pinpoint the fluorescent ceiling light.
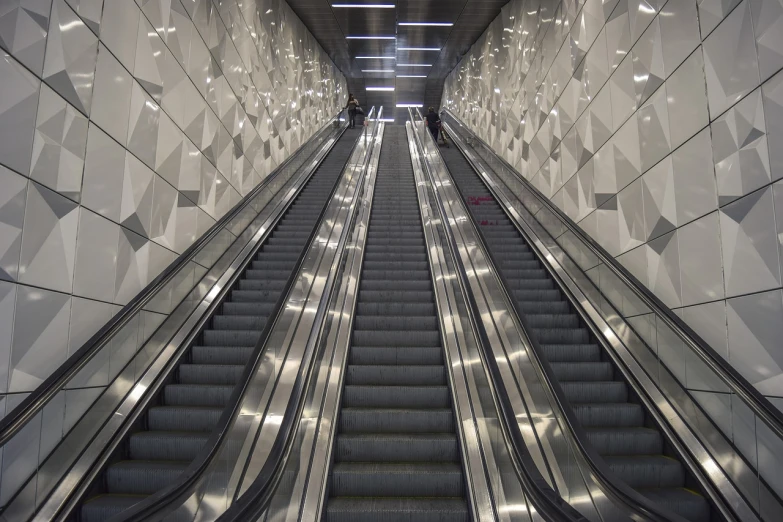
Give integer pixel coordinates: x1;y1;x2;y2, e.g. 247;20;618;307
332;3;395;7
347;36;396;39
397;103;423;107
398;47;441;51
362;69;395;73
371;118;396;122
397;75;427;78
397;64;432;67
399;22;453;26
366;86;395;91
356;56;396;59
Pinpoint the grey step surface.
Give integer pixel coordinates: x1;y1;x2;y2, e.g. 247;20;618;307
328;125;467;520
438;137;710;522
80;128;360;521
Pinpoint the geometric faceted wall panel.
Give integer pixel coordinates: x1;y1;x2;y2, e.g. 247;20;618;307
442;0;783;399
0;0;347;410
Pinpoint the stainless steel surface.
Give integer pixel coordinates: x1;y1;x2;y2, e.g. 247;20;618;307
443;116;765;522
408;110;647;522
405;121;494;522
153;112;378;522
3;117;348;522
286;0;506;122
284;119;385;522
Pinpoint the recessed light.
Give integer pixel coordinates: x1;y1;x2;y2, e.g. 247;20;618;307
399;22;453;26
366;86;395;91
356;56;396;59
397;75;427;78
397;64;432;67
347;36;396;39
362;69;395;73
398;47;441;51
332;3;395;7
396;103;423;107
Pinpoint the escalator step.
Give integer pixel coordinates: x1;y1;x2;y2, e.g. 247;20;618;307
349;346;443;366
604;455;685;488
190;345;254;365
356;303;436;316
343;385;450;408
572;403;645;427
331;462;464;497
336;433;460;462
640;488;710;522
178;364;245;385
352;330;441;347
326;497;469;522
346;365;446;385
550;362;614;381
128;432;210;461
211;315;267;330
163;384;235;407
353;316;438;330
339;408;454;435
105;461;189;495
147;406;223;432
201;330;260;347
541;344;601;362
585;427;663;455
560;381;628;403
80;495;146;522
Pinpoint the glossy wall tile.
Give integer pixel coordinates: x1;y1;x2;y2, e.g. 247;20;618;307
0;0;346;405
441;0;783;400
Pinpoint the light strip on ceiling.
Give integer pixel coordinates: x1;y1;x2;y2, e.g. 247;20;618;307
347;36;396;39
397;75;427;78
366;86;395;91
332;3;395;7
396;103;423;107
362;69;395;73
397;64;432;67
398;47;441;51
399;22;453;26
356;56;396;59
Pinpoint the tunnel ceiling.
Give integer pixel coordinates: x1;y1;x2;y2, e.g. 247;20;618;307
286;0;508;122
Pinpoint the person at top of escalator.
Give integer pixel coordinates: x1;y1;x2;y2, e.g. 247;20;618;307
346;94;360;129
426;107;440;141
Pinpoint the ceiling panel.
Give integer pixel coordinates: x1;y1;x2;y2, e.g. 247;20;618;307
286;0;508;122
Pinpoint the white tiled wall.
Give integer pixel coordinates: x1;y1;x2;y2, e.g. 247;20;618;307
441;0;783;400
0;0;347;408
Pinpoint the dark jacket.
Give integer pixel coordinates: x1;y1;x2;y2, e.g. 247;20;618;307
426;112;440;128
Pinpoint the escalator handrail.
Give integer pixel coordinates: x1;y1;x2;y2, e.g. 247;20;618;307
408;109;591;522
109;110;375;522
0;111;345;449
210;107;384;522
442;109;783;442
414;109;685;522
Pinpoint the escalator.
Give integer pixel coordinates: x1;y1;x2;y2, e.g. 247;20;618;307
79;129;361;522
437;143;711;522
326;126;469;522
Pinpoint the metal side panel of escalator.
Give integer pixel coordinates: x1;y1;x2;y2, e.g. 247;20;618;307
325;126;470;522
76;128;364;522
436;141;711;522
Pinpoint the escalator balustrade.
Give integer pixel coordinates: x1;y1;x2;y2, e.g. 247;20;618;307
438;143;711;522
79;130;360;522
